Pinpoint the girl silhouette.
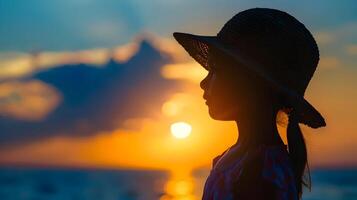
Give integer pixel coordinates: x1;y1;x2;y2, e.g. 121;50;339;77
173;8;326;200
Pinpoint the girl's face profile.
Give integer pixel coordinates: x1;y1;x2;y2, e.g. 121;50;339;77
200;49;263;121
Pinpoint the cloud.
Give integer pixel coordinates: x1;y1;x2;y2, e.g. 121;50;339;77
346;44;357;55
312;22;357;69
161;62;207;83
314;22;357;46
314;31;335;45
0;36;156;80
318;56;342;70
0;50;110;80
0;80;61;121
0;37;185;145
0;53;33;80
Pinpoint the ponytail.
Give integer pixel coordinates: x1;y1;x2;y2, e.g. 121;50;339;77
287;110;311;198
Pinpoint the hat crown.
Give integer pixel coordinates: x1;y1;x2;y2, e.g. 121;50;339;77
217;8;320;95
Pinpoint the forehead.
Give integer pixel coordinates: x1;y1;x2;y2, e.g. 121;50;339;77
207;50;241;71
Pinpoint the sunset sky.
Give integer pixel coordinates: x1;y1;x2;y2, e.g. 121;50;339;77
0;0;357;173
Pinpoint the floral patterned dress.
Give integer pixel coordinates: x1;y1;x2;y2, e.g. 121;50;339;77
201;143;298;200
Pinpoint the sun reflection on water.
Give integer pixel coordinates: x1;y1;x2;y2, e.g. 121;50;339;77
160;170;198;200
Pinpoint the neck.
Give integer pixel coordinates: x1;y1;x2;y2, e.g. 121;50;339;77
234;108;284;149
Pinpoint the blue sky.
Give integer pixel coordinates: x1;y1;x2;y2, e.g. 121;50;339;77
1;0;356;51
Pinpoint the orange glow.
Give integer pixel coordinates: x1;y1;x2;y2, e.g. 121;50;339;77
162;100;181;117
0;35;356;172
0;84;238;171
1;58;353;170
161;62;208;83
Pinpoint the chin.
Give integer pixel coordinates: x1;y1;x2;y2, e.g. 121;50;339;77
208;107;235;121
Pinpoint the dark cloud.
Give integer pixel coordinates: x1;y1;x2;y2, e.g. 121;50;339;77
0;39;184;145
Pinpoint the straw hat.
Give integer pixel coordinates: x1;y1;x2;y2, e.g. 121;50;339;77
173;8;326;128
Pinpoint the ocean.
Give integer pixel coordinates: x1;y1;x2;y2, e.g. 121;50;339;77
0;167;356;200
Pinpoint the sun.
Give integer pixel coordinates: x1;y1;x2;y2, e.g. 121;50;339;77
171;122;192;139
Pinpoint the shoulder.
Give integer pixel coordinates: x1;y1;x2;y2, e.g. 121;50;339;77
246;145;295;188
231;145;298;199
212;148;229;168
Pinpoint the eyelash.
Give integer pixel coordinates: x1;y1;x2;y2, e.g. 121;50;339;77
209;61;219;73
210;65;217;71
207;70;216;79
211;67;219;74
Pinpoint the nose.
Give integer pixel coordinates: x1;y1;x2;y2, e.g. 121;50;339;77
200;73;209;90
200;72;215;95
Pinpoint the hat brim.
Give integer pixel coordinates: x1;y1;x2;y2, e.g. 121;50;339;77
173;32;326;128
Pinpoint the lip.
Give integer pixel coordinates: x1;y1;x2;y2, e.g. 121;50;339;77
203;93;210;105
203;93;210;100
